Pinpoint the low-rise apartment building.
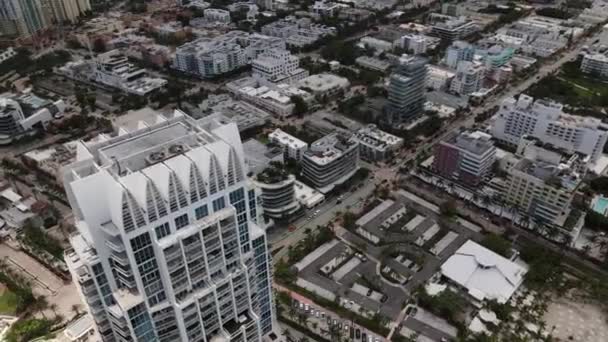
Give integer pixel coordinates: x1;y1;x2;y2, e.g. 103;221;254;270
253;168;301;221
433;130;496;186
298;73;350;97
0;92;65;142
302;133;359;193
450;61;485;96
400;33;429;54
235;82;312;118
580;53;608;78
353;124;403;161
492;95;608;162
503;143;584;231
261;16;335;48
269;129;309;161
429;15;478;41
252;49;308;84
445;40;475;69
355;56;392;73
173;31;285;78
93;50;167;95
204;8;231;23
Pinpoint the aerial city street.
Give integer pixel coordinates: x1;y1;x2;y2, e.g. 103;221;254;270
1;0;608;341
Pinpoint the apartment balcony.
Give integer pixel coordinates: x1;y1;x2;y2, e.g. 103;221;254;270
184;242;203;253
109;251;129;266
117;276;137;289
86;293;101;305
105;238;125;253
166;259;185;271
82;282;98;297
76;267;93;284
204;241;221;252
164;246;182;260
91;303;106;316
185;249;205;262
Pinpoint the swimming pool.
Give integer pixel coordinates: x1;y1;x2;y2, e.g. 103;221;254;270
592;196;608;216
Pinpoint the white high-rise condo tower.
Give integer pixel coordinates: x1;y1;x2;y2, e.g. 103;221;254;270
62;110;274;342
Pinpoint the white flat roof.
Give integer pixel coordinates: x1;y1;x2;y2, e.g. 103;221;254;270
441;240;528;303
404;214;425;231
356;199;394;227
0;189;21;204
64;314;94;340
269;129;307;149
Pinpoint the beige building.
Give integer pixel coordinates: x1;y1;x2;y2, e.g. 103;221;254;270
502;138;585;234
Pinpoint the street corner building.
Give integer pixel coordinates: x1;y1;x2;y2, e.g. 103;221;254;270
61;110;275;342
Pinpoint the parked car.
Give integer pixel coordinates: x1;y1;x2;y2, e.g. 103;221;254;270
355;329;361;339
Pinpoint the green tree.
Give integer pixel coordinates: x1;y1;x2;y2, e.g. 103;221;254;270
291;95;308;117
86;95;96;112
439;200;458;217
92;38;106;53
480;233;512;258
5;318;54;342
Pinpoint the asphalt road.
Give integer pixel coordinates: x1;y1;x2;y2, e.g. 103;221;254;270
395;29;603;173
270;177;377;260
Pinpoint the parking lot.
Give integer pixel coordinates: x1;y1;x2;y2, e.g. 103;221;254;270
291;189;487;341
288;289;388;342
294;238;407;320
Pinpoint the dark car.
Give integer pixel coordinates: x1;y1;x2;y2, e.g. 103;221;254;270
350;327;355;339
366;289;373;296
380;295;388;303
356;329;361;339
362;332;367;341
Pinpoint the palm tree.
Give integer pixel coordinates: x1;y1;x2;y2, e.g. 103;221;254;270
546;226;559;240
329;324;342;341
482;195;492;210
50;303;58;318
297;312;309;327
288;305;297;319
71;304;82;317
35;296;49;318
561;233;573;248
54;313;65;324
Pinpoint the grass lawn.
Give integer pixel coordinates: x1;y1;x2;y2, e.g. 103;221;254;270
0;289;19;315
528;60;608;118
